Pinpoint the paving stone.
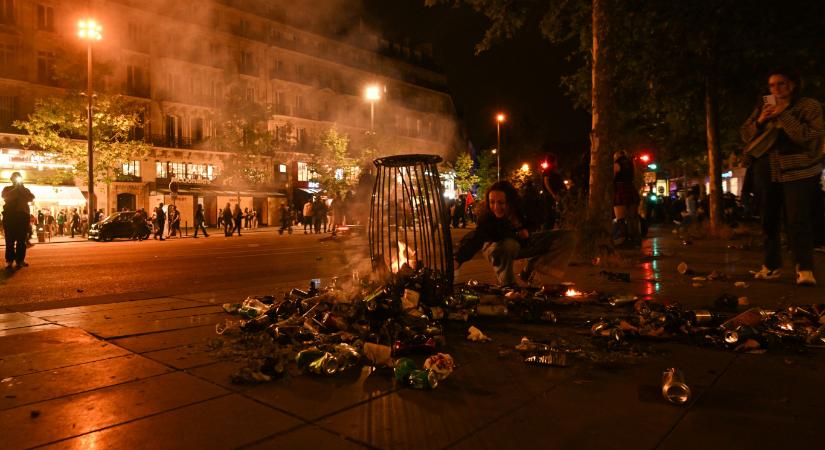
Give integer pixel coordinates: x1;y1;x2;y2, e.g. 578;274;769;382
142;344;219;370
0;354;171;410
80;313;225;339
37;299;208;323
0;371;228;450
38;394;302;450
110;324;217;353
50;305;222;328
27;298;191;318
0;313;50;330
0;323;64;337
245;366;398;421
244;425;371;450
187;361;253;392
0;329;130;378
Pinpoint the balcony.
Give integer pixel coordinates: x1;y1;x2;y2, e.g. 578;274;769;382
148;134;206;149
238;63;258;77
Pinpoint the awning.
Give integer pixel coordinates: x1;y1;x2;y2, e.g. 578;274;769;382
26;185;87;206
297;188;323;195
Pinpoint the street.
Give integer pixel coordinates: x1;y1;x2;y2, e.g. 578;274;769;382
0;229;369;308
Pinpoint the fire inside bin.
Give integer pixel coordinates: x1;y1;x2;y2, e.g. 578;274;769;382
369;154;453;297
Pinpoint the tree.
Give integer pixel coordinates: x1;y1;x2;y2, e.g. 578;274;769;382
451;152;479;193
312;126;358;198
474;150;497;197
14;93;151;185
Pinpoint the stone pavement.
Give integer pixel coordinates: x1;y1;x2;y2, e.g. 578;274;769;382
1;228;824;449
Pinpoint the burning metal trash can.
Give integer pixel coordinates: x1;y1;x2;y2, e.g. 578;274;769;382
369;154;454;294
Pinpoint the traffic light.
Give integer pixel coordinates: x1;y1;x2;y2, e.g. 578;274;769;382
638;153;657;171
639;153;651;163
540;160;549;170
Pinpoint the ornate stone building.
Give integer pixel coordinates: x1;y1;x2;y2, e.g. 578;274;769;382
0;0;460;226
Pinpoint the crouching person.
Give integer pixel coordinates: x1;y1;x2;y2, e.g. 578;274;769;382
454;181;576;286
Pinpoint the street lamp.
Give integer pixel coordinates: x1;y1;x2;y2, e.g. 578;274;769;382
365;84;382;132
495;113;506;180
78;19;102;219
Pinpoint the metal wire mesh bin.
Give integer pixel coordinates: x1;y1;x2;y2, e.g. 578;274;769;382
369;154;454;297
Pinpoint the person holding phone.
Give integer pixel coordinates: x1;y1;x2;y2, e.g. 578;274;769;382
2;172;35;269
741;67;824;285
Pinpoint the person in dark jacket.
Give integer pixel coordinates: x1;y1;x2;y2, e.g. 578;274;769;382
222;203;233;236
154;203;166;241
454;181;576;286
2;172;35;269
193;204;209;238
233;204;243;236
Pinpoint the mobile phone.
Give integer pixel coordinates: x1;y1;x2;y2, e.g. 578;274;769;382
763;95;777;107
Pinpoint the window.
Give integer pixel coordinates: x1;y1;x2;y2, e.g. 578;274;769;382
278;164;287;173
0;95;16;131
297;162;309;182
191;118;204;142
0;0;14;24
239;51;255;75
127;22;141;45
37;51;56;84
245;87;254;101
168;162;187;179
126;65;144;94
156;161;168;178
122;161;141;177
36;4;53;31
0;43;16;66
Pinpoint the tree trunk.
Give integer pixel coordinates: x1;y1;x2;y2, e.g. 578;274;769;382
584;0;616;256
704;74;723;234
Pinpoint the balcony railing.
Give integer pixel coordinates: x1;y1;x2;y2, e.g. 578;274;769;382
148;134;207;149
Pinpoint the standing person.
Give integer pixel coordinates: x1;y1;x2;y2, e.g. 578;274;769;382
2;172;35;269
222;203;233;236
233;204;243;236
541;153;567;230
169;205;181;238
612;150;640;245
741;67;824;285
155;203;166;241
193;204;209;238
454;181;576;286
278;203;292;235
251;209;258;228
302;200;313;234
243;207;250;229
312;196;325;234
57;210;66;236
70;208;80;238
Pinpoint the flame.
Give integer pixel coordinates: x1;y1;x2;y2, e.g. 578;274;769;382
565;288;584;297
390;242;415;273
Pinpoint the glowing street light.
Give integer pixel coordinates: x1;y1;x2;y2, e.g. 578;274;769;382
364;84;382;132
495;113;506;181
78;19;102;218
520;162;530;173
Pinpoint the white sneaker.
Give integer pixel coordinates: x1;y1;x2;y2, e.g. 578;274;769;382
751;265;782;280
797;270;817;286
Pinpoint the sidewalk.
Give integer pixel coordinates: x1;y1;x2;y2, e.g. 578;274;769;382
0;225;282;247
1;228;824;449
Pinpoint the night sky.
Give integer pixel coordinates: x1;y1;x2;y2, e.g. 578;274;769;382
361;0;591;171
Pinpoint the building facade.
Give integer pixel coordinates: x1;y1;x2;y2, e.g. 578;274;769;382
0;0;460;226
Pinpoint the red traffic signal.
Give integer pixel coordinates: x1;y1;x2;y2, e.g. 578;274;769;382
639;154;651;163
540;160;549;170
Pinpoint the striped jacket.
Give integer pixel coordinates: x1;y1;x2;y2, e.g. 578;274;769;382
741;97;825;182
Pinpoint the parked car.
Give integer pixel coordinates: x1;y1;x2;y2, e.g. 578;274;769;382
88;211;150;241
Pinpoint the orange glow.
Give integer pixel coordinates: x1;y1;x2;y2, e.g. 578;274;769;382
365;85;382;101
520;163;530;172
496;113;506;123
565;288;583;297
390;242;415;273
78;19;102;40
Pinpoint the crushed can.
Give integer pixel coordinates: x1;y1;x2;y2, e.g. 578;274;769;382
661;368;691;405
308;352;339;376
394;357;417;382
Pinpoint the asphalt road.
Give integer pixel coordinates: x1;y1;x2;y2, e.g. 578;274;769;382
0;229;372;307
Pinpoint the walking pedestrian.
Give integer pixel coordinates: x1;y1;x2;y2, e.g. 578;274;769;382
193;204;209;238
612;150;641;245
168;205;181;237
233;204;243;236
70;208;80;238
312;196;325;234
278;203;292;235
155;203;166;241
2;172;35;269
57;210;66;236
222;203;233;236
131;209;146;241
741;67;824;285
303;200;313;234
243;207;250;229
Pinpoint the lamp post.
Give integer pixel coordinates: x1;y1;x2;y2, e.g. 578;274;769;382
78;19;102;219
495;113;506;180
365;84;382;132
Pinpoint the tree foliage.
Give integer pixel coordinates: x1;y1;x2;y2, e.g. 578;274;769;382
312;126;358;198
13;93;151;184
451;152;479;192
474;150;498;196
